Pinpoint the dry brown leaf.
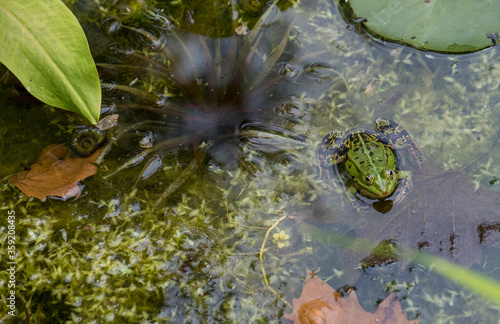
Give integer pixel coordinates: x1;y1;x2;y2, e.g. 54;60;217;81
363;79;377;94
235;23;248;35
285;270;419;324
96;114;119;131
11;144;104;201
390;47;404;57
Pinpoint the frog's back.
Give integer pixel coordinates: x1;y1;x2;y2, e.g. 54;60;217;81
345;132;379;150
345;132;393;170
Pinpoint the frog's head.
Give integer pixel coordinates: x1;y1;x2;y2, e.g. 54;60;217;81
345;145;398;200
350;167;398;199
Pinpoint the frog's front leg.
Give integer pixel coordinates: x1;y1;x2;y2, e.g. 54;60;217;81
392;170;413;204
318;131;347;162
318;131;347;191
347;186;372;212
374;118;423;167
318;131;347;172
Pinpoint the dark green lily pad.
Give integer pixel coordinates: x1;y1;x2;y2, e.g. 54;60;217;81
342;0;500;53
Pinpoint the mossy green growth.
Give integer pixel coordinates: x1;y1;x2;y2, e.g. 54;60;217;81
0;155;322;322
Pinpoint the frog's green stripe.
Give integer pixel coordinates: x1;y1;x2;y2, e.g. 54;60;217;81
352;133;385;186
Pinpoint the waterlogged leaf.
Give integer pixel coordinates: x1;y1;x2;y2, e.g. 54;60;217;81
349;167;500;269
11;144;103;201
0;0;101;123
96;114;119;131
342;0;500;53
285;270;419;323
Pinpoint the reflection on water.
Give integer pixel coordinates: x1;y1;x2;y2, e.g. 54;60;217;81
98;6;342;175
1;0;500;322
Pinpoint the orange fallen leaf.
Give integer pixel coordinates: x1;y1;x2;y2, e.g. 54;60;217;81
11;144;104;201
363;79;377;94
235;23;248;36
285;270;419;324
96;113;119;131
390;47;404;57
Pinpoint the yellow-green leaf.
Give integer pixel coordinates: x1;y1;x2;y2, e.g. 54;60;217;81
0;0;100;123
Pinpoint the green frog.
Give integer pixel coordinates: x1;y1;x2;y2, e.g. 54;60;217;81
318;118;422;205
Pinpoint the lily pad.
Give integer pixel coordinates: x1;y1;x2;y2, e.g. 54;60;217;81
342;0;500;53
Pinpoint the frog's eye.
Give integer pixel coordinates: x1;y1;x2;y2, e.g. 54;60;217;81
387;169;395;180
365;175;374;185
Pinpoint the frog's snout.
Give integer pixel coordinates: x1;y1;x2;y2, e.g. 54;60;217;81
376;180;391;197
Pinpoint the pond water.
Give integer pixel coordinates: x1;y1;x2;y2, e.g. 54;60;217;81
1;0;500;323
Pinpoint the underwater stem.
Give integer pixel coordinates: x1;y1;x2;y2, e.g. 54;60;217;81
151;156;199;212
